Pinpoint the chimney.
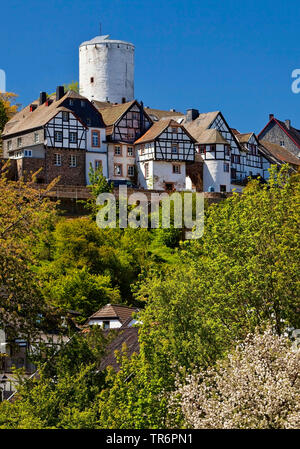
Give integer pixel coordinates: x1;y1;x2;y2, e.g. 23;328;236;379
285;119;291;129
269;113;274;121
122;97;126;104
39;92;47;105
186;108;199;122
30;104;38;112
56;86;65;101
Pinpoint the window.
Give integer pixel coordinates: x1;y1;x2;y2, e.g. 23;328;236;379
199;145;206;154
114;145;122;156
231;154;240;164
95;160;102;170
223;162;229;172
7;140;12;151
92;130;100;147
86;118;91;126
34;132;40;143
172;164;181;174
62;111;69;122
144;162;149;178
128;165;134;176
280;141;285;147
81;100;86;108
128;128;135;139
171;127;177;133
103;321;110;329
224;145;230;156
69;155;77;167
54;153;62;166
17;137;22;147
141;145;145;155
209;144;216;152
69;132;77;144
127;146;134;157
220;185;227;192
90;77;94;83
54;131;62;142
114;164;122;176
171;145;178;154
69;99;74;106
24;149;32;157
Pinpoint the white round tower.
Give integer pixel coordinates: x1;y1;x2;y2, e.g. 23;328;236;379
79;35;134;103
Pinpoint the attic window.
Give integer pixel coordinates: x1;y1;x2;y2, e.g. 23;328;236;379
62;111;69;122
69;99;74;106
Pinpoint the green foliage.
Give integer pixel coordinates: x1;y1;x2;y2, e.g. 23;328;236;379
63;81;79;93
0;329;108;429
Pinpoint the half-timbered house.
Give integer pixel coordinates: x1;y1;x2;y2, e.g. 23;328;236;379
135;119;196;191
93;100;152;184
2;87;106;185
234;132;270;180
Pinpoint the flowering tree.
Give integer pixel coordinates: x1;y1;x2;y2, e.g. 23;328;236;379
169;329;300;429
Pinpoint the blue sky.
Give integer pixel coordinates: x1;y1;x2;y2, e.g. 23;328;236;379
1;0;300;133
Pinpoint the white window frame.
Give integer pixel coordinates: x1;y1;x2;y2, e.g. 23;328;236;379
69;155;77;167
54;131;63;142
54;153;62;166
24;149;32;158
34;132;40;143
69;132;77;144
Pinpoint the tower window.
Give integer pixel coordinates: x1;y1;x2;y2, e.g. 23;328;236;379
90;77;94;83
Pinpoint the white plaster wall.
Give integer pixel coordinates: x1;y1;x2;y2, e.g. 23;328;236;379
107;143;136;181
88;318;122;328
79;37;134;103
203;160;231;192
86;152;108;184
139;160;186;190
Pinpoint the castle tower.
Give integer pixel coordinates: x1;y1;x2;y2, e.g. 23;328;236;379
79;35;134;103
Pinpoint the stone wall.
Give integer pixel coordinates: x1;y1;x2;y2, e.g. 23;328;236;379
260;122;300;157
44;147;86;185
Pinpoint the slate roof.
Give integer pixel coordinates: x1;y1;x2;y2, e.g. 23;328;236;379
99;327;139;372
259;140;300;167
258;117;300;150
2;91;88;137
88;304;139;324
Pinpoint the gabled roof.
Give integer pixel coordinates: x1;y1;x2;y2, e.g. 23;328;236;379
144;107;184;121
134;119;195;144
231;128;241;136
259;140;300;167
258;117;300;150
89;304;139;324
183;111;220;142
2;90;88;137
235;132;253;143
92;100;136;126
196;128;229;145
